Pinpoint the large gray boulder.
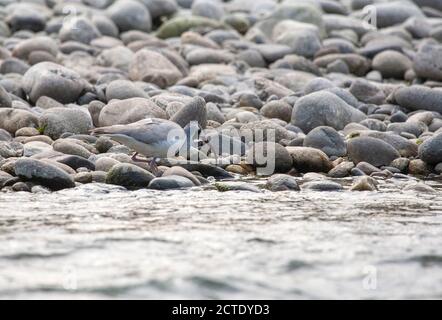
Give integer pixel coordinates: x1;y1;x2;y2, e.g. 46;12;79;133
22;62;86;104
14;158;75;191
106;163;155;190
39;108;93;140
291;91;366;133
347;137;400;167
129;49;183;88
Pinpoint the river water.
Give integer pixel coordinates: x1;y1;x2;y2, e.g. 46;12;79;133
0;177;441;299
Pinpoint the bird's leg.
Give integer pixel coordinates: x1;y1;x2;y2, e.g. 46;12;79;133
149;157;160;176
131;152;150;163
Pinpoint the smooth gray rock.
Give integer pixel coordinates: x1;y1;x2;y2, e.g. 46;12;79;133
413;41;442;81
291;91;366;133
148;175;194;190
105;80;148;101
14;158;75;191
0;141;23;158
302;180;343;191
0;85;12;108
286;146;332;173
99;98;167;126
162;166;201;186
418;133;442;165
40;108;93;140
59;17;101;44
139;0;178;19
170;96;207;129
0;108;39;134
129;49;182;88
192;0;224;20
260;100;292;122
106;163;155;190
106;0;152;32
266;174;300;191
22;62;86;104
372;50;412;79
303;126;346;157
246;142;293;174
349;79;385;105
347;137;400;166
393;86;442;113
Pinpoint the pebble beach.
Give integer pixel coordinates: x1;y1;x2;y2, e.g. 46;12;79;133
1;0;442;299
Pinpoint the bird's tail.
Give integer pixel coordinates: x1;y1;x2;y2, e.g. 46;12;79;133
89;126;124;136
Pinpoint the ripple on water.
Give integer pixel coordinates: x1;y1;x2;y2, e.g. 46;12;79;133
0;181;442;299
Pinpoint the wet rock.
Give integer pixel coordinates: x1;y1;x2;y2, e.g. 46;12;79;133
129;49;182;88
350;176;378;191
14;158;75;191
214;182;261;193
390;157;410;173
303;126;346;157
39;108;93;140
408;159;431;176
356;162;381;175
99;98;166;126
162;166;201;186
148;175;195;190
418;133;442;165
0;109;39;134
266;174;300;191
246;141;293;174
347;137;400;167
22;62;86;104
106;0;152;32
328;161;354;178
286;147;332;173
291;91;366;133
106;163;155;190
301;180;343;191
54;155;96;171
403;182;437;193
170;96;207;128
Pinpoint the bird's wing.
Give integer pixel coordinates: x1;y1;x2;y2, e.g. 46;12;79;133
93;118;184;146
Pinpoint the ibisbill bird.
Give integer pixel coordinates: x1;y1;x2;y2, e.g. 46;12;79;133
91;118;202;173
